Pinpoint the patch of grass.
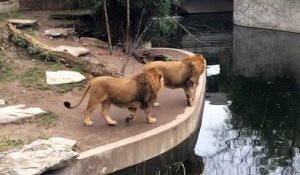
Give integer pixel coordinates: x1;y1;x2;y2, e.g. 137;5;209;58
71;65;86;74
37;134;51;140
0;69;16;81
21;27;38;36
56;82;85;93
34;112;56;129
19;67;50;90
0;11;25;22
49;61;65;71
0;138;24;152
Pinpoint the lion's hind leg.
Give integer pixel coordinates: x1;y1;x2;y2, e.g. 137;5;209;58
101;100;118;126
126;106;137;123
84;103;97;126
84;93;103;126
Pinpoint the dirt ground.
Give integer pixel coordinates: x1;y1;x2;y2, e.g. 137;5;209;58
0;11;189;152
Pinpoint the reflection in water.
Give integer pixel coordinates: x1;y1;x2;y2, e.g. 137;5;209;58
155;12;300;174
195;25;300;174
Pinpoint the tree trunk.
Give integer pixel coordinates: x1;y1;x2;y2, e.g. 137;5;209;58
125;0;130;54
7;23;122;78
103;0;113;55
120;0;131;75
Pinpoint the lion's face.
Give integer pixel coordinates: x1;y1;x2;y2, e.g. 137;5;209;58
144;68;164;92
185;54;206;75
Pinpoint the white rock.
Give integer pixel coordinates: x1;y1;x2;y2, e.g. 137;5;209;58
79;37;108;48
46;70;86;85
8;19;37;28
53;45;89;57
44;28;74;37
207;64;220;77
0;137;78;175
0;104;46;124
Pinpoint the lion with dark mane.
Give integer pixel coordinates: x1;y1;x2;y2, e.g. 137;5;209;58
143;54;206;106
64;68;164;126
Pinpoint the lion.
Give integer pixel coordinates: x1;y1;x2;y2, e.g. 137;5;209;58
64;68;164;126
143;54;206;106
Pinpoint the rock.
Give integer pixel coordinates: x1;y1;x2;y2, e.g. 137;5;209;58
44;28;74;37
79;37;108;48
0;137;78;175
46;70;86;85
53;45;89;57
0;99;5;105
0;104;46;124
8;19;37;28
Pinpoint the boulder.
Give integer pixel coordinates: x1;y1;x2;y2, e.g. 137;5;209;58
8;19;37;28
0;137;78;175
0;104;46;124
44;28;74;37
46;70;86;85
79;37;108;48
53;45;89;57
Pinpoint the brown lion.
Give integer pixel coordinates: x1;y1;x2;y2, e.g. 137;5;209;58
143;54;206;106
64;68;164;126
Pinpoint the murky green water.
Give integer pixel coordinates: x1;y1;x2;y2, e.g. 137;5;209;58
158;13;300;175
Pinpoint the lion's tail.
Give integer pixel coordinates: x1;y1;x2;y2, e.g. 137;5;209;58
64;81;91;109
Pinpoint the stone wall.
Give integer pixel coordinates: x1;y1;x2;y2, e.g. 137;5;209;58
232;25;300;85
234;0;300;33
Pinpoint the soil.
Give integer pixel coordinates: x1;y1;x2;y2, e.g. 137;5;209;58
0;11;189;152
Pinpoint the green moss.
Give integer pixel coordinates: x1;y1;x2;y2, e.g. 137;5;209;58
0;138;24;152
19;67;50;90
0;69;16;81
0;11;24;22
34;112;56;129
55;82;85;93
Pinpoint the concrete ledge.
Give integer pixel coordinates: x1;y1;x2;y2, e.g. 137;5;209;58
51;48;206;174
0;0;19;14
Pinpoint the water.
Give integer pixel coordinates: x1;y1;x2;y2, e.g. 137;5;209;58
158;13;300;175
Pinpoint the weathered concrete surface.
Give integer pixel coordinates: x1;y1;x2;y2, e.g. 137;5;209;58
0;104;46;124
46;71;86;85
48;48;206;175
234;0;300;33
232;25;300;85
0;137;78;175
0;0;19;14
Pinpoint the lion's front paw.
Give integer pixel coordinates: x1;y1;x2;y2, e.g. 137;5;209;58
108;120;118;126
146;117;157;124
84;120;94;126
